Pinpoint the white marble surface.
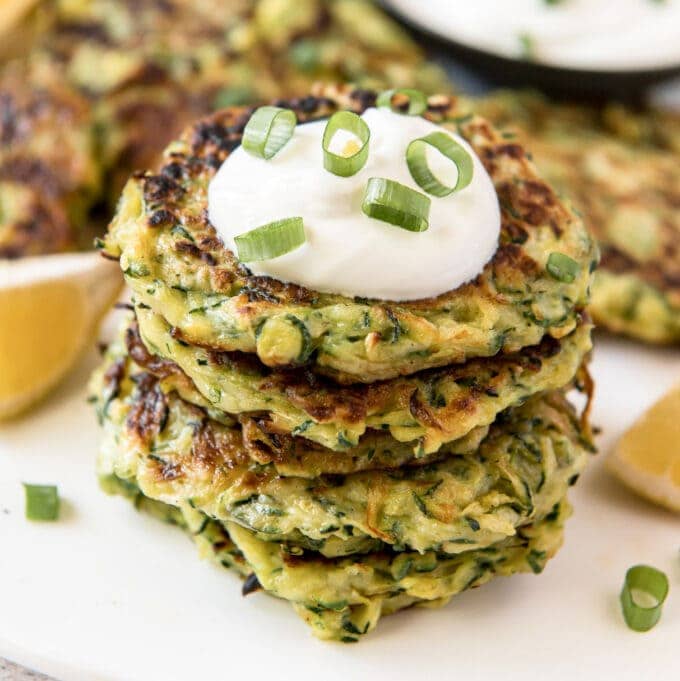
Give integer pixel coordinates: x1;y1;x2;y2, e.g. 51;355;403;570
0;659;53;681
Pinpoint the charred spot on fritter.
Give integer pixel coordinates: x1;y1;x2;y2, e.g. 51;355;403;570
258;368;370;424
126;373;169;443
198;235;224;251
102;358;126;405
148;453;182;482
142;173;185;206
240;275;318;306
601;244;680;298
0;192;73;258
0;158;63;196
192;421;250;471
348;89;377;110
501;218;530;245
189;110;255;160
511;180;563;232
408;391;444;430
494;143;525;161
148;209;176;227
160;161;185;181
52;20;113;46
241;573;262;596
492;243;540;287
175;240;202;257
125;322;179;379
191;120;243;154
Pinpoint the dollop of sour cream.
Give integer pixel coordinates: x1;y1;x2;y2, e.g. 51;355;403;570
388;0;680;72
208;107;500;301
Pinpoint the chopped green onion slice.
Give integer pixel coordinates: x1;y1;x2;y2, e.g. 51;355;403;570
406;132;474;197
322;111;370;177
376;88;427;116
242;106;297;159
235;217;305;262
362;178;431;233
620;565;669;632
23;483;59;521
546;252;579;283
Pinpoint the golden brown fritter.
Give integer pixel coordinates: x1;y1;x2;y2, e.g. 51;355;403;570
103;86;597;384
477;91;680;343
0;59;99;257
103;471;570;642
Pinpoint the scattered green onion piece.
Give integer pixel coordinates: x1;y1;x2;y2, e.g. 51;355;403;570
376;88;427;116
546;252;579;283
235;217;305;262
620;565;669;632
23;483;59;521
361;178;431;233
406;132;474;197
242;106;297;160
322;111;370;177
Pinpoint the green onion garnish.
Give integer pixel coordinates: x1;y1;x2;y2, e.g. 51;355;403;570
235;217;305;262
546;252;579;283
322;111;370;177
242;106;297;160
376;88;427;116
406;132;474;197
362;178;431;233
23;483;60;521
620;565;669;632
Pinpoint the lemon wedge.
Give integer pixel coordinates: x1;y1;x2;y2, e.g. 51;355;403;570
0;0;41;61
607;385;680;512
0;252;122;420
0;0;39;34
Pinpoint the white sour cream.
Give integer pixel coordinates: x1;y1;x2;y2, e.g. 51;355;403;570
208;108;500;301
387;0;680;72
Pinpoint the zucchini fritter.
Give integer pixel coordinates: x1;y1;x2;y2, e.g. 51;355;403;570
102;87;597;383
131;306;592;454
477;91;680;344
41;0;435;96
0;59;99;257
105;473;569;642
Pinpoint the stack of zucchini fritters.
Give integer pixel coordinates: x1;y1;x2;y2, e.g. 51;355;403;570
91;86;598;641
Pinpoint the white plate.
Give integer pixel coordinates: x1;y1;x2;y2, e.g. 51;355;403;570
1;333;679;681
